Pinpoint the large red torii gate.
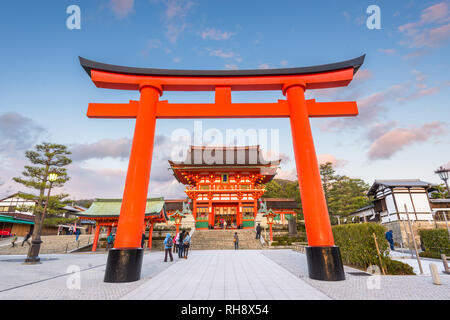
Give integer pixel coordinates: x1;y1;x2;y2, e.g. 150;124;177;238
80;55;365;283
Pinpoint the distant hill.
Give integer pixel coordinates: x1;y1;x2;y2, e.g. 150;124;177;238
271;178;297;187
263;178;300;202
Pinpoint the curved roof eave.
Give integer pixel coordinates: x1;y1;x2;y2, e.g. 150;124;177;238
79;55;365;78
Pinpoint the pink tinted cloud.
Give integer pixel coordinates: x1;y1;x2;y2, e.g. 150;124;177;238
163;0;195;43
109;0;134;19
399;2;450;47
317;154;348;168
275;168;297;181
399;2;449;34
412;23;450;47
368;122;445;160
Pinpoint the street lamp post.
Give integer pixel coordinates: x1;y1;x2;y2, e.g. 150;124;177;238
434;166;450;236
171;210;185;234
25;172;58;264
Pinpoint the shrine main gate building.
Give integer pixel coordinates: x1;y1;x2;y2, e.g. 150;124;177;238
170;145;283;230
80;54;365;283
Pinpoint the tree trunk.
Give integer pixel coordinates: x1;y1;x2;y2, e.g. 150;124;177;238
27;165;48;260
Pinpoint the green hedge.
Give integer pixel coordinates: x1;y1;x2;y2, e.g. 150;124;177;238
333;223;414;275
384;259;415;275
419;251;449;260
418;229;450;253
273;234;307;245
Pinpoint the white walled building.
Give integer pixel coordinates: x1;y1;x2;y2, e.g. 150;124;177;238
350;179;449;247
0;192;36;236
368;180;435;224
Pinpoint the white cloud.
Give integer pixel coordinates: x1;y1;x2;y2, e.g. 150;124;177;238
201;28;235;40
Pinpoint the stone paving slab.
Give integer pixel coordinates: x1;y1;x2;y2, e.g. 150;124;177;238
262;249;450;300
1;250;448;300
123;250;330;300
0;252;175;299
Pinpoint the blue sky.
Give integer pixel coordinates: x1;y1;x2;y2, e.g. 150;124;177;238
0;0;449;199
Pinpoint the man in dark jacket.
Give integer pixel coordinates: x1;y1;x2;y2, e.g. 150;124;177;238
255;224;262;239
106;233;115;250
141;232;146;249
22;231;32;246
385;230;394;250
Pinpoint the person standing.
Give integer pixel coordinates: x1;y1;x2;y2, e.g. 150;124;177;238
11;233;18;247
21;231;32;246
183;232;191;259
178;230;185;258
256;223;262;239
385;230;394;250
234;232;239;250
224;220;228;230
173;232;178;253
163;233;174;262
141;232;146;249
173;231;180;254
75;228;81;241
106;233;115;250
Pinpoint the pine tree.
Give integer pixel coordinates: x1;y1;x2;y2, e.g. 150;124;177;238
13;143;72;261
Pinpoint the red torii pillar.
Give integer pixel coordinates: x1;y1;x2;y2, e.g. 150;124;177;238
80;55;365;283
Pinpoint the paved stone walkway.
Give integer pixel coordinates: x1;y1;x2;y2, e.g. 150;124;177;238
1;250;449;300
262;250;450;300
123;250;329;300
0;252;171;299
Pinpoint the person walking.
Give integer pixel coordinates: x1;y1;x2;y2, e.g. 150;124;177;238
256;223;262;239
183;232;191;259
234;232;239;250
11;233;18;247
178;230;185;258
163;233;174;262
385;230;394;250
21;231;32;246
106;233;115;250
75;228;82;241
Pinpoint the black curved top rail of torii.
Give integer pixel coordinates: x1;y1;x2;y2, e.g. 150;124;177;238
79;55;365;78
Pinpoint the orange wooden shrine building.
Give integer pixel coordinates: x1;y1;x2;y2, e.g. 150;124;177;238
75;198;167;252
170;145;293;230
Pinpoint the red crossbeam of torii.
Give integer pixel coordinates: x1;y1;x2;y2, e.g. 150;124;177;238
80;55;365;283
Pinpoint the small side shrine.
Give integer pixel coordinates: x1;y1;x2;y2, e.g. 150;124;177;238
75;198;167;251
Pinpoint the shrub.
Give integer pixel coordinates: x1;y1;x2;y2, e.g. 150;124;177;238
271;241;286;246
273;234;306;245
419;251;449;260
333;223;414;275
384;259;415;275
418;229;449;253
333;223;389;269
